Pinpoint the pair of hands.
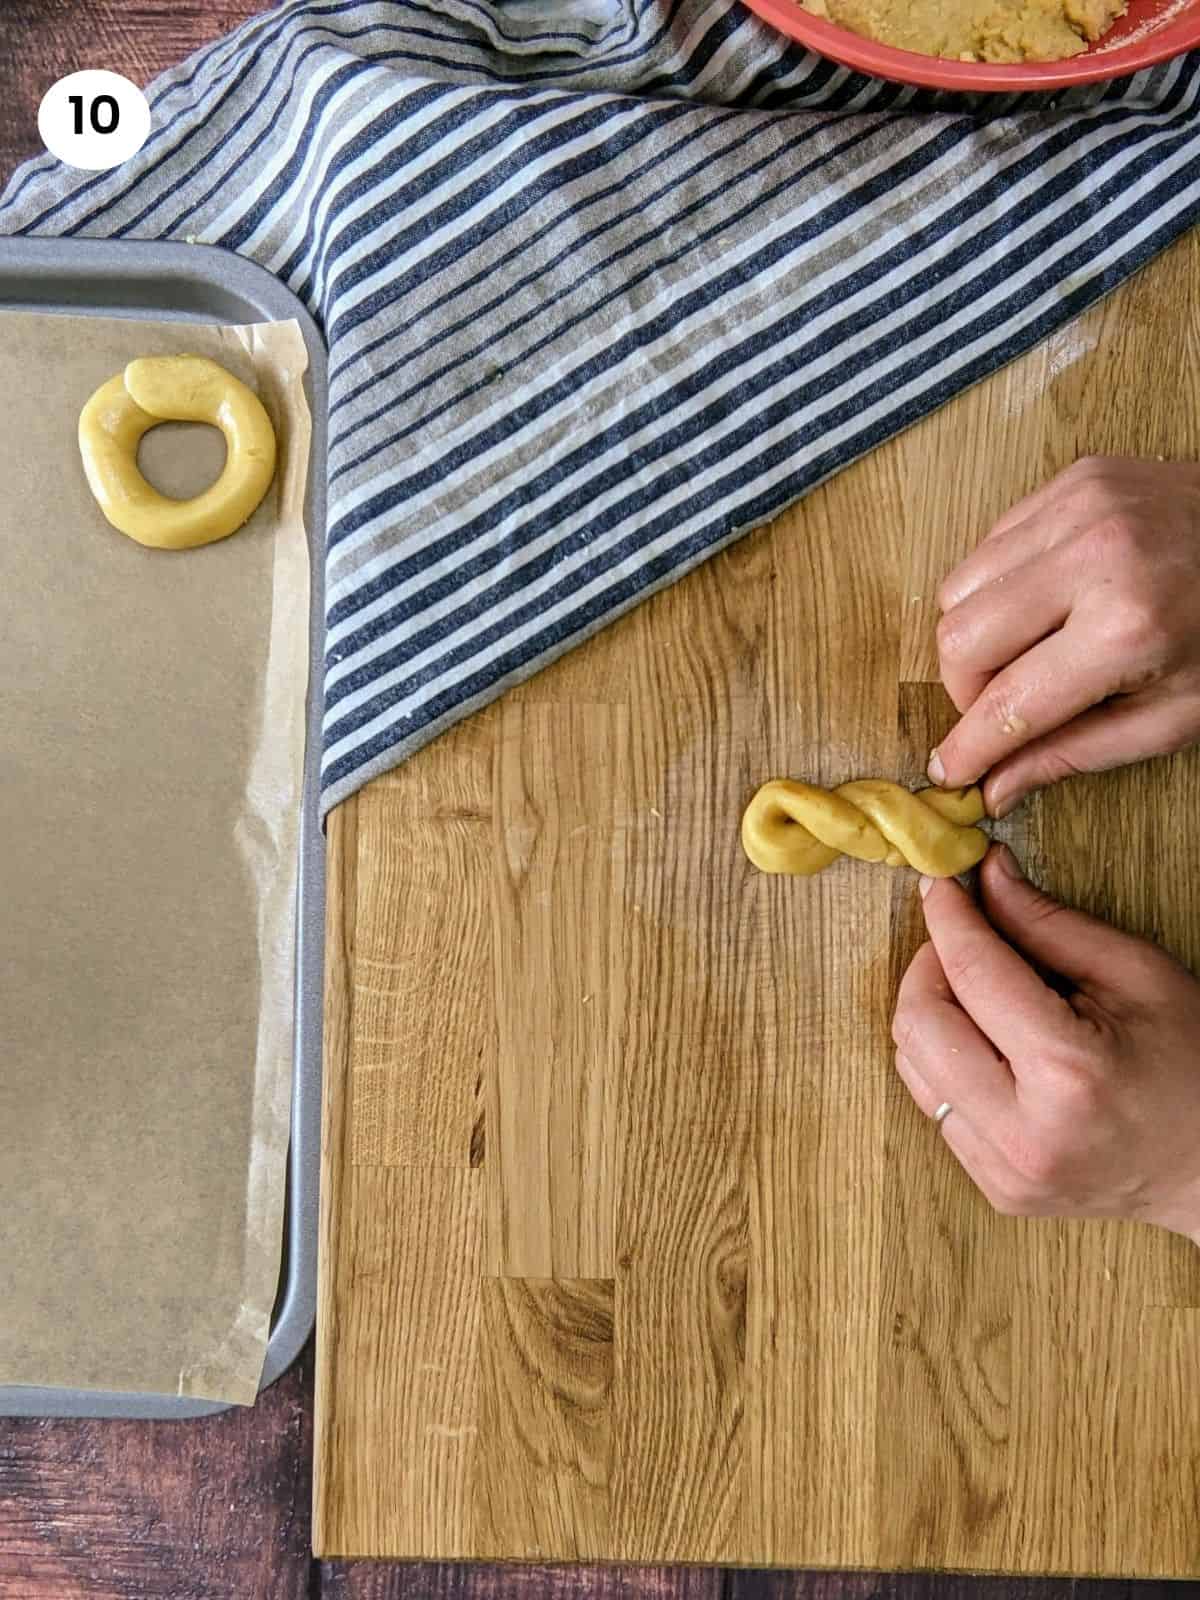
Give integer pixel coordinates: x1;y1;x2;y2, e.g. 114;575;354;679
893;458;1200;1241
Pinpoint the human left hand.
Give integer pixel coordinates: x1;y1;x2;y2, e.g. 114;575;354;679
891;843;1200;1241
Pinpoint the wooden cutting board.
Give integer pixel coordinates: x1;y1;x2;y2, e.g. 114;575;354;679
314;229;1200;1572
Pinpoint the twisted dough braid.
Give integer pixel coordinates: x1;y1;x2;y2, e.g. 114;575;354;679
741;778;988;878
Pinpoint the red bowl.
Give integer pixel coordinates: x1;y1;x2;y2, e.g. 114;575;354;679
739;0;1200;89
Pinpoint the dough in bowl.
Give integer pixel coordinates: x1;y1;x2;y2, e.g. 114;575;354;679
802;0;1126;60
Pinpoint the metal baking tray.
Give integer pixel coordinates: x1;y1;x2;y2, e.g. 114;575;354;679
0;238;325;1418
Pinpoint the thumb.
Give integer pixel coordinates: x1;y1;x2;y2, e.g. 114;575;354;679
983;693;1196;818
978;844;1141;989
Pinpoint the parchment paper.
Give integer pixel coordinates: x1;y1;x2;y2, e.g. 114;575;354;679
0;312;311;1404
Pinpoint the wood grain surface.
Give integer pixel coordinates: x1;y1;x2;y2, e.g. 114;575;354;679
0;1;264;182
315;226;1200;1571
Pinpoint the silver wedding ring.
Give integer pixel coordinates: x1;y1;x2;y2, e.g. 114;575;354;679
933;1101;953;1126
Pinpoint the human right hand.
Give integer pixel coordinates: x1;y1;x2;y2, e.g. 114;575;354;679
927;457;1200;817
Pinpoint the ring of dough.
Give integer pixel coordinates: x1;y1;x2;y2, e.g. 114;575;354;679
78;354;277;550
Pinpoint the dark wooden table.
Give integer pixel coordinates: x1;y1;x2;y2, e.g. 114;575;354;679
0;5;1186;1597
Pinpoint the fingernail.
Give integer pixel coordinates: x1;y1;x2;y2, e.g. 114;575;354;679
995;843;1023;880
990;792;1016;820
927;749;946;785
918;874;934;899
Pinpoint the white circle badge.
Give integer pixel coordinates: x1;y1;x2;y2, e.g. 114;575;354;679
37;70;151;172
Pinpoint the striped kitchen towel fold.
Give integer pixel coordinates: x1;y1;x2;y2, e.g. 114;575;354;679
3;0;1199;810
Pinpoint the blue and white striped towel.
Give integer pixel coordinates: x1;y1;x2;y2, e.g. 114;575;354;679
4;1;1199;810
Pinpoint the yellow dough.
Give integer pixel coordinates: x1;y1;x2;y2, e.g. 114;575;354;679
802;0;1126;61
741;778;988;878
78;355;277;551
